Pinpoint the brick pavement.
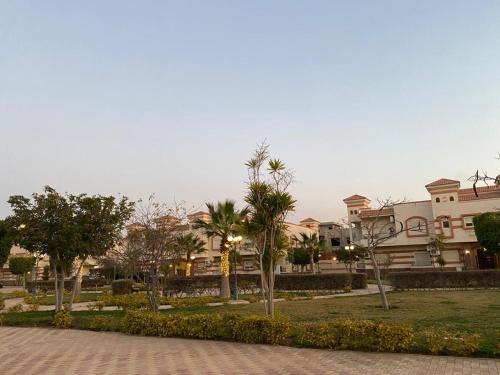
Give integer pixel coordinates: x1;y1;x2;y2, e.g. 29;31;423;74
0;327;498;375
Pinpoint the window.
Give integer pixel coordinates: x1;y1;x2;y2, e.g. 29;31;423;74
449;196;455;201
435;197;440;203
350;210;353;215
442;219;450;229
406;217;428;236
414;252;432;267
354;210;358;214
328;226;333;230
331;238;341;246
463;216;474;228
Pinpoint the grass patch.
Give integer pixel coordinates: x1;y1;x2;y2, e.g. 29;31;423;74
2;290;498;356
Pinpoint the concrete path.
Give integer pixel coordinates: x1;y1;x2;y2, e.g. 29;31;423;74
0;327;498;375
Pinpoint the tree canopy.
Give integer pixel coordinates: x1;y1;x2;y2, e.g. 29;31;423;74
0;219;14;267
473;212;500;254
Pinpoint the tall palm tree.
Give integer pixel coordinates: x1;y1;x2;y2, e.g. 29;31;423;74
193;200;248;298
175;233;206;276
295;232;322;274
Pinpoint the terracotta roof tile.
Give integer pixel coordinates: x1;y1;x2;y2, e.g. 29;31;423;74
425;178;460;188
343;194;369;202
358;207;394;218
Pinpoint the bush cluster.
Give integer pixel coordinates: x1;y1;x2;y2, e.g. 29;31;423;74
388;270;500;290
419;330;481;356
163;273;367;295
111;279;134;295
298;319;414;352
26;279;106;293
52;311;73;328
122;311;290;345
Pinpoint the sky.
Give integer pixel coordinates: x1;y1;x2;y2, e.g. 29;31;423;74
1;1;499;223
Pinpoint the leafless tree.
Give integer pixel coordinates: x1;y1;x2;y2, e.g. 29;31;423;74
127;196;186;312
351;198;423;310
469;153;500;197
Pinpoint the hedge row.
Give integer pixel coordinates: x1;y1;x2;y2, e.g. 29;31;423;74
122;311;290;345
26;279;106;293
387;270;500;290
118;311;482;356
163;273;367;295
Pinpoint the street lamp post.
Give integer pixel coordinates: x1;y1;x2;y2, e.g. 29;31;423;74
227;235;243;300
189;255;196;277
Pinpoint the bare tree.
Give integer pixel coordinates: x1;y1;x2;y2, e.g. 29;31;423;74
351;198;421;310
127;196;186;313
470;153;500;197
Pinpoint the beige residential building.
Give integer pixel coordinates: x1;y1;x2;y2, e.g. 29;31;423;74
344;178;500;273
147;211;319;276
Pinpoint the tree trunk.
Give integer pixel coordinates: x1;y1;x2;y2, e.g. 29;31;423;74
310;251;316;274
68;258;86;311
369;249;390;310
219;249;230;299
53;262;59;311
57;265;66;312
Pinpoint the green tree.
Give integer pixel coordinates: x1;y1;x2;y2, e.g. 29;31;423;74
0;219;14;268
288;246;310;272
244;144;296;316
8;186;79;311
175;233;206;276
8;186;133;312
473;212;500;254
194;200;248;298
294;232;322;274
8;256;36;287
333;246;366;274
68;194;133;310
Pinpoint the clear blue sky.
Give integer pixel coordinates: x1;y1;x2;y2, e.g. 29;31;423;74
1;1;499;222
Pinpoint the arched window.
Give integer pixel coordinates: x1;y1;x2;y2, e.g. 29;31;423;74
436;197;440;203
350;210;353;215
450;196;454;201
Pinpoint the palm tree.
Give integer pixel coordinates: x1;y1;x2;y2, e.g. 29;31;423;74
193;200;248;298
175;233;206;276
294;232;322;274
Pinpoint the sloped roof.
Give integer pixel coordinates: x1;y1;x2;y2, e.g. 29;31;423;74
343;194;369;202
300;217;320;223
358;207;394;218
458;185;500;201
425;178;460;188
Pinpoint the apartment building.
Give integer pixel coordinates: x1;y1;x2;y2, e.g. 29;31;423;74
344;178;500;273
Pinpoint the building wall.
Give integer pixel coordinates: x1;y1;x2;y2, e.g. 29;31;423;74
345;179;500;272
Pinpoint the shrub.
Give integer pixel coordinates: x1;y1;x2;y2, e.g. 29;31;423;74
298;319;414;352
112;279;133;295
9;290;28;298
420;330;481;356
161;296;227;308
122;311;290;344
388;270;500;290
233;315;290;345
53;311;73;328
27;303;40;312
26;279;106;293
7;303;24;313
90;316;116;331
163;273;367;296
99;292;149;310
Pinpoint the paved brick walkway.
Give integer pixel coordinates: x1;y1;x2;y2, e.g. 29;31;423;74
0;327;498;374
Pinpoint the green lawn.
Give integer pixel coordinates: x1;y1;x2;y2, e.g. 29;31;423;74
2;290;499;356
30;292;103;305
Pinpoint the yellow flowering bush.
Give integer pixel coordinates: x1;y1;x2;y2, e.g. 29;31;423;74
298;319;414;352
421;330;481;356
52;311;73;328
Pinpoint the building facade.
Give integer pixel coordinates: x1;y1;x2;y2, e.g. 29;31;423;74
344;178;500;273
